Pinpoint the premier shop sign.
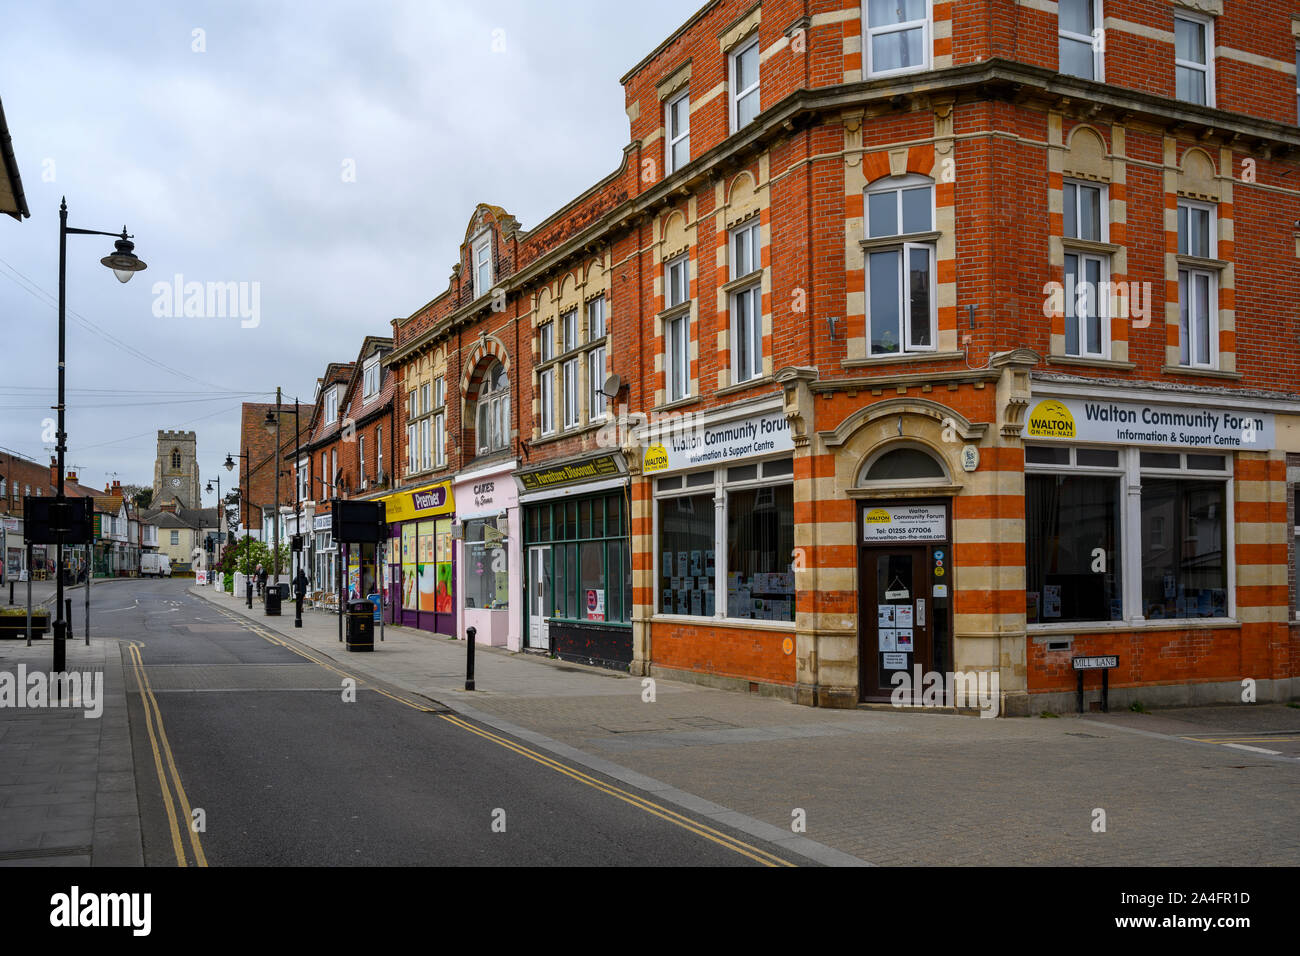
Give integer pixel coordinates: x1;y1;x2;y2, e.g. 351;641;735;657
1026;397;1274;450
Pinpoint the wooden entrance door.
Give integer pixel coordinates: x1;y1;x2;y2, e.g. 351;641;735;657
859;546;934;701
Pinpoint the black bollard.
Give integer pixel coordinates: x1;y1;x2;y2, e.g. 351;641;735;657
465;625;476;691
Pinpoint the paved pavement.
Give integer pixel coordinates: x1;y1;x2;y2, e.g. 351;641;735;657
0;614;142;866
192;581;1300;866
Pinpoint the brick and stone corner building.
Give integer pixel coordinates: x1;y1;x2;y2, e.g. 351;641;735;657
381;0;1300;714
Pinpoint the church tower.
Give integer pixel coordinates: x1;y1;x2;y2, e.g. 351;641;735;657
152;430;201;509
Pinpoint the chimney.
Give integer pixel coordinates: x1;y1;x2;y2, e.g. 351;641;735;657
66;470;78;483
110;480;122;497
50;457;58;487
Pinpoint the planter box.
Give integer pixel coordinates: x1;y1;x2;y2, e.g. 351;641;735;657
0;611;51;639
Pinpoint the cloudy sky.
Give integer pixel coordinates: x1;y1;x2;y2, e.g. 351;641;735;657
0;0;701;506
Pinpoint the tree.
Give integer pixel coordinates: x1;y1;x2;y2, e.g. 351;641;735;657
121;483;152;510
221;535;289;577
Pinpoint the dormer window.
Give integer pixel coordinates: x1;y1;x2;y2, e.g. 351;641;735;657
325;387;339;425
473;231;493;299
362;358;379;399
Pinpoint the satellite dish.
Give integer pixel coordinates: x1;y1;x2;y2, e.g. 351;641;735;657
601;373;622;400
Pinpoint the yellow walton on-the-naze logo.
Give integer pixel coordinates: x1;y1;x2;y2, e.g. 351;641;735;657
1026;400;1077;439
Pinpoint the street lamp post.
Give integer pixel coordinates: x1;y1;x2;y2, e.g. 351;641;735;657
261;393;304;624
53;198;145;673
205;475;223;587
224;450;252;608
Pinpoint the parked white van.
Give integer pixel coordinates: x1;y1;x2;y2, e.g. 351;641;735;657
141;553;172;578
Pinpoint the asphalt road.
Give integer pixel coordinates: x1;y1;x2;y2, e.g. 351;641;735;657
96;578;791;866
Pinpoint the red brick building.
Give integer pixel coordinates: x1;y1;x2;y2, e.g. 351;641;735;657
378;0;1300;713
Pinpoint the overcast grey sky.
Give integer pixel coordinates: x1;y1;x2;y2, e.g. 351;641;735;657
0;0;701;507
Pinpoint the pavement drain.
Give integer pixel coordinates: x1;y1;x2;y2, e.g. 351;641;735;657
593;721;674;734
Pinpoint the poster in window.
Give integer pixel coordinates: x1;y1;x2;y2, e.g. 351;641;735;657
677;590;689;615
882;652;908;669
704;590;715;616
690;590;702;616
677;552;688;578
662;590;673;613
689;551;702;576
896;605;914;629
585;588;605;621
878;628;897;652
706;551;715;577
436;561;453;614
1043;584;1062;619
895;629;914;652
662;552;672;577
419;563;437;612
877;605;895;627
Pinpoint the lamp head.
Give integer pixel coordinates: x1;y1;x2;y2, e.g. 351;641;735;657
100;229;146;283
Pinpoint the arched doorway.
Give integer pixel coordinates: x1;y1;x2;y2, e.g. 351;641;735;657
855;443;954;702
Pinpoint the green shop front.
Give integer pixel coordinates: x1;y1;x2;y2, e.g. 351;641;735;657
518;453;632;670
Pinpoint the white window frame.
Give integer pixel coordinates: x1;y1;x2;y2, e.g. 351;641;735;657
561;308;578;354
407;424;417;474
652;457;795;622
1178;267;1218;369
1063;250;1111;359
587;295;606;341
358;436;366;486
665;88;690;173
472;230;493;299
434;376;445;410
666;313;690;401
476;362;510;455
1177;199;1216;260
362;359;379;399
1025;445;1234;627
1174;11;1214;108
434;412;445;466
665;254;689;309
1058;0;1104;81
330;449;337;497
540;367;555;435
864;175;937;357
589;345;607;421
171;530;180;546
1063;179;1109;244
420;383;431;415
729;36;761;133
376;426;383;479
419;418;431;470
325;388;338;425
540;322;554;361
562;357;580;429
731;285;763;384
864;0;932;79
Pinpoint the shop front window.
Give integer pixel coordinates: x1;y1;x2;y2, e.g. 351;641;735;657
524;492;631;624
1026;472;1122;623
1025;444;1230;624
466;517;508;610
655;458;795;621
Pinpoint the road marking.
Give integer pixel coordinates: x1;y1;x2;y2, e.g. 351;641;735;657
127;642;208;867
207;602;792;865
126;642;187;867
1222;743;1283;755
438;712;795;867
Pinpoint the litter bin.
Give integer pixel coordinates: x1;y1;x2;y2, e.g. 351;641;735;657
346;600;374;652
265;585;282;616
279;583;290;601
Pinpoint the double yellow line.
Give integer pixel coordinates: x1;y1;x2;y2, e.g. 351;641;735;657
126;642;208;867
438;712;795;867
216;607;795;867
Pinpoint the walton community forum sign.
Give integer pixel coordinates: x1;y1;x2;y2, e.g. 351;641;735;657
642;411;794;473
1025;397;1275;450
